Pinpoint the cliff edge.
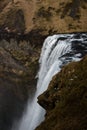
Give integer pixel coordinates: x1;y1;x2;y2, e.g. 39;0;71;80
36;56;87;130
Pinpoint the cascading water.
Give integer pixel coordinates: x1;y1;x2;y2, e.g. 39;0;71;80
12;33;87;130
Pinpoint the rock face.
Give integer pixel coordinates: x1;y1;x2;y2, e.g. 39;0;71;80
0;0;87;35
36;56;87;130
0;38;40;129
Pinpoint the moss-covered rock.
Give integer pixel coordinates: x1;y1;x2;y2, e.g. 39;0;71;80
36;56;87;130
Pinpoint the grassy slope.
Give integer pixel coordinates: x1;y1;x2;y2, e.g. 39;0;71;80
0;0;87;34
36;56;87;130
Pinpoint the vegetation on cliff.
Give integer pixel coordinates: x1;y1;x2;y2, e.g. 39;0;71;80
0;0;87;35
36;56;87;130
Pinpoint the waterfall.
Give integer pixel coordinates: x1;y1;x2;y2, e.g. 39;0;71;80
12;33;87;130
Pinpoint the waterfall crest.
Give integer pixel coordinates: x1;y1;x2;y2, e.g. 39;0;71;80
12;33;87;130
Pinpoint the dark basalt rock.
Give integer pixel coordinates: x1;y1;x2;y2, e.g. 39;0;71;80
0;29;47;46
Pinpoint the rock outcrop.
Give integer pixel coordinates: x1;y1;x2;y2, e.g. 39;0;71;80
36;56;87;130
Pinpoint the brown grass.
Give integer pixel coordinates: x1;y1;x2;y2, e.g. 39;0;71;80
0;0;87;34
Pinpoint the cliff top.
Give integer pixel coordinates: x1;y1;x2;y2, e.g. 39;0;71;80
0;0;87;35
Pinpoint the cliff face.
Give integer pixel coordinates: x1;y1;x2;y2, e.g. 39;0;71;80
0;38;41;129
36;56;87;130
0;0;87;35
0;39;40;98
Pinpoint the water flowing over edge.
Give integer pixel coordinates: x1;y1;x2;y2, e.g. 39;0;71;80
12;33;87;130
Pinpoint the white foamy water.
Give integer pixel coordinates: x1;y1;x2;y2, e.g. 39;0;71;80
12;33;87;130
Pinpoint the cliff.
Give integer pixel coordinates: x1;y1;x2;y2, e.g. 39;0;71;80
36;56;87;130
0;38;41;129
0;0;87;129
0;0;87;35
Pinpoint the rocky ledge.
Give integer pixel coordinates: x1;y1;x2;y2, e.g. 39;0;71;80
36;56;87;130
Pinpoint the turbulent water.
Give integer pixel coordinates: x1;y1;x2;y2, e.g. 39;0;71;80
12;33;87;130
